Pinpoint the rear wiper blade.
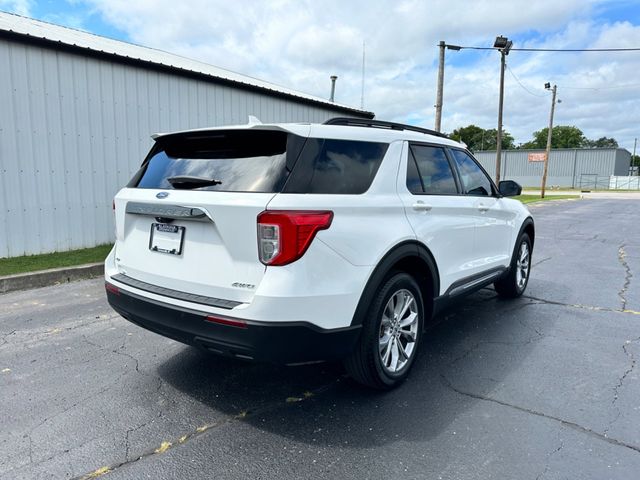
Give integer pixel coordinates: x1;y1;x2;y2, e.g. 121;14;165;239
166;176;223;189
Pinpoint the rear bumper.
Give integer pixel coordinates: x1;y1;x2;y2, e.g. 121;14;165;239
106;283;361;364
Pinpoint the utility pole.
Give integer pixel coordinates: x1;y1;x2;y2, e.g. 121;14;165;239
434;41;445;132
493;35;512;185
541;84;557;198
433;42;461;133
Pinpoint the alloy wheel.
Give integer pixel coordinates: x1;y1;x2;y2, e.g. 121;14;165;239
515;241;530;289
378;289;419;373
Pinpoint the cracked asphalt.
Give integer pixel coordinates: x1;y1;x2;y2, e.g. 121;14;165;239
1;197;639;480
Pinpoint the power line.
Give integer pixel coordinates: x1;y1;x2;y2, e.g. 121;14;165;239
505;64;549;97
444;44;640;52
557;83;640;90
513;47;640;52
505;65;640;95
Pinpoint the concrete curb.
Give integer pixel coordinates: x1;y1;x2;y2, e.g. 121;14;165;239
0;263;104;294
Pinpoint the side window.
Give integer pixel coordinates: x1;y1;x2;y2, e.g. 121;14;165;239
284;139;388;194
406;151;423;193
408;145;458;195
450;149;493;196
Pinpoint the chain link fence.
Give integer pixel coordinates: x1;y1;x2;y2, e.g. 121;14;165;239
578;174;640;190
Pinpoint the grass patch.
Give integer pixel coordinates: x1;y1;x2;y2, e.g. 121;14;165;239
522;188;640;193
515;194;580;204
0;244;113;276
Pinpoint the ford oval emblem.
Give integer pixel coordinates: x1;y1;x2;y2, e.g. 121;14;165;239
156;192;169;199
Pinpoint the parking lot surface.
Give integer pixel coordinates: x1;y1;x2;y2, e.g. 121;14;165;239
1;198;639;479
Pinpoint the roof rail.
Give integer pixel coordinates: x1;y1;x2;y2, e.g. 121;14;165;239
323;117;449;139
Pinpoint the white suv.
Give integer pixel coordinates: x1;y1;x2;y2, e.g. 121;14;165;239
105;118;534;389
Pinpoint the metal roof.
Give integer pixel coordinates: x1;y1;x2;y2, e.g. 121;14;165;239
0;11;374;118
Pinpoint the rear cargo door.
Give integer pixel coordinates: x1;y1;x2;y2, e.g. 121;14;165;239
113;128;305;304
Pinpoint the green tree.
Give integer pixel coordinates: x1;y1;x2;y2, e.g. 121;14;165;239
631;155;640;167
450;125;515;151
521;125;586;149
583;136;619;148
450;125;483;149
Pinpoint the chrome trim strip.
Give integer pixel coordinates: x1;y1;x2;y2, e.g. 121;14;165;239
125;202;210;221
111;273;241;310
448;271;502;297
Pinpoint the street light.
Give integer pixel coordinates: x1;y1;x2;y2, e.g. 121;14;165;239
494;35;512;184
434;41;462;132
494;35;513;50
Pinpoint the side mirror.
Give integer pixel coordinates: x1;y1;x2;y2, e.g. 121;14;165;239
498;180;522;197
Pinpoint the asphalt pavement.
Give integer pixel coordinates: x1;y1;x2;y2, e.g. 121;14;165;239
1;197;639;480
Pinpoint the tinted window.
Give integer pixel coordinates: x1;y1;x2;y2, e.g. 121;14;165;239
284;139;388;194
409;145;457;195
134;130;289;192
406;152;423;194
450;149;493;196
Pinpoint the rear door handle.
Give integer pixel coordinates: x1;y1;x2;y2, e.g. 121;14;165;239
412;202;432;212
477;204;489;212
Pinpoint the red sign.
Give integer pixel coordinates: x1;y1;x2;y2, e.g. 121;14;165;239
528;153;546;162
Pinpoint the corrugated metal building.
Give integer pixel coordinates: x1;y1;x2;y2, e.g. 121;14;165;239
0;13;373;258
474;148;631;188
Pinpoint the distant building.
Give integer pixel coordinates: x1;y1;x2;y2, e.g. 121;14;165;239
474;148;632;188
0;13;373;258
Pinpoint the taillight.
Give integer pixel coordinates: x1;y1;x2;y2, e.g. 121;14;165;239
257;210;333;266
105;282;120;296
112;199;117;238
205;315;248;329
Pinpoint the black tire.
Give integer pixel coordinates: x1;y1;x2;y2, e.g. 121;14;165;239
494;233;532;298
344;272;425;390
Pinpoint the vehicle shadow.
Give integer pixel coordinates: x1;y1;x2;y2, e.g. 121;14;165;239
156;287;557;449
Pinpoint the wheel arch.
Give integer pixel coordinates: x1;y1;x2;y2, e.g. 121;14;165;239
518;216;535;250
350;241;440;326
502;215;535;276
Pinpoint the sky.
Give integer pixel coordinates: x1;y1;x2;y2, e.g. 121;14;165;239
2;0;639;151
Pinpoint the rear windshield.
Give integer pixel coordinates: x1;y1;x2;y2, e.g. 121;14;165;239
131;130;388;195
283;138;388;194
133;130;290;192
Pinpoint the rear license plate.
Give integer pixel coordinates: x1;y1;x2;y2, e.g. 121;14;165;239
149;223;185;255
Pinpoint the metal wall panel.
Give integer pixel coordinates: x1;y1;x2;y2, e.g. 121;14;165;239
474;148;630;188
0;40;367;257
614;149;633;175
0;11;372;116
